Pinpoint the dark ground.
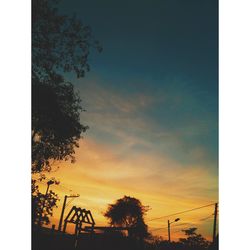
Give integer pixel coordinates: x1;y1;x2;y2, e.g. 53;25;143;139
32;229;142;250
32;228;218;250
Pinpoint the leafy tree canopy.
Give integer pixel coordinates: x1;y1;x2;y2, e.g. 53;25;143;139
179;227;210;250
32;0;101;173
32;176;59;226
32;0;101;80
104;196;150;239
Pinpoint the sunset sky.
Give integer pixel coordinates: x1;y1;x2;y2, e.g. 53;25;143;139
35;0;218;242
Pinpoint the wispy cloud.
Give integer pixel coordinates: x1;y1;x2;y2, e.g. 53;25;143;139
45;75;218;240
44;136;217;240
77;79;155;114
74;76;217;169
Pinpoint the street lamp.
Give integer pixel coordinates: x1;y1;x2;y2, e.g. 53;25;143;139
168;218;180;242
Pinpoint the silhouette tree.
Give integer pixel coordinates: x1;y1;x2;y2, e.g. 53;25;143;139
145;235;164;250
104;196;150;239
32;76;88;173
32;0;101;173
179;227;210;250
32;176;59;227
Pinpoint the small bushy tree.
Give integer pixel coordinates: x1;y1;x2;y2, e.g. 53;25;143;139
104;196;150;239
179;227;210;250
32;176;59;227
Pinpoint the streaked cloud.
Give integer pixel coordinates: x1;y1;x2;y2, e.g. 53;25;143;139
41;135;217;240
38;75;218;241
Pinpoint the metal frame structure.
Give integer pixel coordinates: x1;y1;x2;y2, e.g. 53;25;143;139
63;206;95;235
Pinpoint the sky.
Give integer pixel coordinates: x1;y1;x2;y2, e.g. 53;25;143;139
36;0;218;241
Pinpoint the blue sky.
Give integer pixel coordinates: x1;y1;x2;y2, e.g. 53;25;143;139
59;0;218;172
52;0;218;239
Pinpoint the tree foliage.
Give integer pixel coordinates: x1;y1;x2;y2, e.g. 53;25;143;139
32;0;102;80
104;196;150;239
179;227;210;250
32;0;101;173
32;176;59;226
32;75;88;172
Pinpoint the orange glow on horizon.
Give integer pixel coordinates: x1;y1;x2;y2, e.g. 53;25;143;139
33;138;218;242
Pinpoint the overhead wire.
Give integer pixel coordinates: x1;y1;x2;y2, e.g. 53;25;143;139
150;227;167;232
147;203;216;222
199;215;214;221
32;175;76;196
149;212;216;235
65;197;76;208
149;222;192;232
32;176;217;236
172;228;188;234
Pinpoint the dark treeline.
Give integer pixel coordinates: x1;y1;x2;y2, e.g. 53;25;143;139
33;195;218;250
33;228;218;250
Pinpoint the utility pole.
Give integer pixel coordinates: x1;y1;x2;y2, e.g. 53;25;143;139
212;203;218;243
58;195;68;232
168;220;171;242
58;194;79;232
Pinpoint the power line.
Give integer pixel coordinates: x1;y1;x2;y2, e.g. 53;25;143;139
199;215;214;221
172;228;188;234
148;212;216;235
65;197;76;208
149;223;192;232
150;227;167;232
147;203;216;222
32;176;76;196
55;184;72;193
172;222;193;228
